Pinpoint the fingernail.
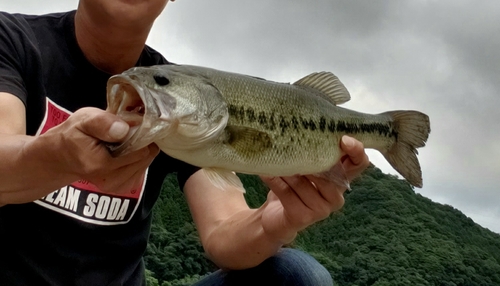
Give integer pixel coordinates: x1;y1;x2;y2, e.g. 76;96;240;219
109;121;129;140
342;136;355;148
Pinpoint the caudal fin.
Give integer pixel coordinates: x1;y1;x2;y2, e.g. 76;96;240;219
382;111;430;188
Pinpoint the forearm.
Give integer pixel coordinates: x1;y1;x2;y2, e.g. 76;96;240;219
184;172;298;270
0;134;76;205
202;206;296;270
203;209;280;270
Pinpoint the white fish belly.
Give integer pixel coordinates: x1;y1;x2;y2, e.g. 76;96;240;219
159;131;344;177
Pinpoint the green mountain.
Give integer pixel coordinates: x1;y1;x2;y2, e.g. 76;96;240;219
144;166;500;286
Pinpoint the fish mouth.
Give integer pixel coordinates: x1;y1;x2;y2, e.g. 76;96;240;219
106;75;163;157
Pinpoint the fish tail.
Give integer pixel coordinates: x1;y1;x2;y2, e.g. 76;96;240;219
381;111;430;188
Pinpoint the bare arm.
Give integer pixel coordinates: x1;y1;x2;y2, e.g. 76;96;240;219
0;92;26;134
184;175;280;270
184;135;370;270
0;92;159;206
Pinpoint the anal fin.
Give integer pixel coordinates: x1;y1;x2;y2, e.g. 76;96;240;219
315;163;351;191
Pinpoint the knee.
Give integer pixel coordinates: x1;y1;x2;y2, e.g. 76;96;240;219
267;248;333;286
211;248;334;286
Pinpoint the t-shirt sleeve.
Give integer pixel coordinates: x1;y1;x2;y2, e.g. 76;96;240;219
141;45;169;66
176;162;201;191
0;12;37;105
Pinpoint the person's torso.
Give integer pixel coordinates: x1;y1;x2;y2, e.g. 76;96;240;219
0;11;193;286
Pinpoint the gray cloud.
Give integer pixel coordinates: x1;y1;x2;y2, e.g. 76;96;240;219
158;0;500;234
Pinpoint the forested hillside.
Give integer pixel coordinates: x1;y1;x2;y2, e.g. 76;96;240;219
144;166;500;286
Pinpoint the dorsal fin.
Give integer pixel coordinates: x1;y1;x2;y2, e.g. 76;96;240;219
293;72;351;105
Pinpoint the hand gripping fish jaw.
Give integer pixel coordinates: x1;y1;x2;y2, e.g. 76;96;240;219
105;66;230;159
105;72;176;157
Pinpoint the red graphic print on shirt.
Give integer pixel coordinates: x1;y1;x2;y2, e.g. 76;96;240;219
34;98;147;225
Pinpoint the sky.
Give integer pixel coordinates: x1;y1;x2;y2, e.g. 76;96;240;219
2;0;499;234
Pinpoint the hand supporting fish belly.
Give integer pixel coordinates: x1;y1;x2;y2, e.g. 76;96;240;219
106;64;430;191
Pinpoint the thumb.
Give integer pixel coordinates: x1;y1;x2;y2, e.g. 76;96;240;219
340;135;366;165
75;108;130;142
107;121;130;141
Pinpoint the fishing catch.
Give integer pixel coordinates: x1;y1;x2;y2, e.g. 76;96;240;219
106;64;430;190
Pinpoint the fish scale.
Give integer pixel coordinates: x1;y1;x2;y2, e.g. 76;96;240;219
212;74;391;166
218;84;339;166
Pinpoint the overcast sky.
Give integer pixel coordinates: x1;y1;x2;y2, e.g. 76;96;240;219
2;0;499;234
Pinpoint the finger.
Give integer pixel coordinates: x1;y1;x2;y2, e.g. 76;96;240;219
75;108;130;143
260;176;308;211
113;161;150;195
266;189;279;202
80;144;153;178
340;135;368;166
280;175;329;210
115;143;159;166
305;175;345;211
279;176;335;226
98;145;159;194
340;136;370;180
263;175;331;218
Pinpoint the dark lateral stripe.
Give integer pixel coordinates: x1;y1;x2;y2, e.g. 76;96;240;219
333;121;394;137
228;104;394;137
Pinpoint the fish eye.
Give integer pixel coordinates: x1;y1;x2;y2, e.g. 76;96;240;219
153;75;170;86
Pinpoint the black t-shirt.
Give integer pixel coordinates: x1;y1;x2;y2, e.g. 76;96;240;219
0;10;198;286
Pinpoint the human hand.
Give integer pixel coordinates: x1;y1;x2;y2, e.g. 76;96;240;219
42;107;159;194
259;135;370;244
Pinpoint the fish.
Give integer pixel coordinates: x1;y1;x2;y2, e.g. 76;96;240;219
106;64;430;191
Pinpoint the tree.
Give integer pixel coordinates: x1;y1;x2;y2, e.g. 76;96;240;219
145;167;500;285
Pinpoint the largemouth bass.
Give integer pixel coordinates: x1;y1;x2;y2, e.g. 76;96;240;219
106;65;430;190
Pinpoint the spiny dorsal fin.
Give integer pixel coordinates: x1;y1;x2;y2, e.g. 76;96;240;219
293;72;351;105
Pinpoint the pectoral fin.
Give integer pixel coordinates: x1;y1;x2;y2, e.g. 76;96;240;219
202;168;245;192
224;126;273;157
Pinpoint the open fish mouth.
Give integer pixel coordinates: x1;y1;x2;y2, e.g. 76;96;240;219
106;75;162;157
